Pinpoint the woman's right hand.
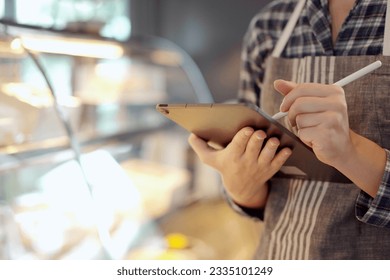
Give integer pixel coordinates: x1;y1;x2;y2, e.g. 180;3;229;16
188;127;292;209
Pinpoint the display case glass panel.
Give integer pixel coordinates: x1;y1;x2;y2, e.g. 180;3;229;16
0;21;215;259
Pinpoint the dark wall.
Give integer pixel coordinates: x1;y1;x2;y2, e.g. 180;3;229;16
130;0;271;102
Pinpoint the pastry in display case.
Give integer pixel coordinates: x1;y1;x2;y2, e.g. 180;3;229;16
0;20;218;260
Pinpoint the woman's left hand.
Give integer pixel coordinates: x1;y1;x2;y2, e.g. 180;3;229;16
274;79;352;167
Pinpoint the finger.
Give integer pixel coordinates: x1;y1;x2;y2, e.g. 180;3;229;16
258;137;280;164
274;79;297;96
295;113;322;130
226;127;254;155
288;96;347;127
270;147;292;170
188;133;218;165
280;84;344;112
287;97;327;126
244;130;267;160
297;127;326;150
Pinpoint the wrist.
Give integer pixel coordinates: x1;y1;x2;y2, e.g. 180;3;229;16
331;130;359;171
229;182;269;209
332;130;386;197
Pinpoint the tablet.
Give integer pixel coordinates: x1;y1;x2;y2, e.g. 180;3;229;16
156;103;350;183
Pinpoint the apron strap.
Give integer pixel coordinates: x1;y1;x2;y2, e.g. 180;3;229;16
272;0;306;58
384;0;390;56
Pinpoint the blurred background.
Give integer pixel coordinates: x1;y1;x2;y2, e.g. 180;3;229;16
0;0;270;260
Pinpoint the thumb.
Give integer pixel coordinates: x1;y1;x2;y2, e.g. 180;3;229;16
188;133;218;166
274;79;297;96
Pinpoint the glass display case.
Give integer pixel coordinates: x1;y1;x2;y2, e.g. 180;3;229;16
0;20;219;260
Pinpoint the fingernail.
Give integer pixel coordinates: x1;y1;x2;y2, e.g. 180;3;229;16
280;99;285;111
289;119;295;128
256;133;266;140
274;79;284;87
269;138;279;147
244;130;253;136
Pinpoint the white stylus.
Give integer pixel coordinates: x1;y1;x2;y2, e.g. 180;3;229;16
272;60;383;120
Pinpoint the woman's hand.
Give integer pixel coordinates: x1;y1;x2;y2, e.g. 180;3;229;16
188;127;291;209
274;79;386;197
274;79;351;167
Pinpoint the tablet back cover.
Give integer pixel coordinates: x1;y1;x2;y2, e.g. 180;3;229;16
156;103;350;183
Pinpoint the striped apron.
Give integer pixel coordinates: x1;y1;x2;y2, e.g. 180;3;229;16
256;0;390;259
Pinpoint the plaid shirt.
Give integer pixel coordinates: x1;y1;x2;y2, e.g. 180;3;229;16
237;0;390;227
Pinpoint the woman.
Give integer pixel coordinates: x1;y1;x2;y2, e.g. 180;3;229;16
189;0;390;259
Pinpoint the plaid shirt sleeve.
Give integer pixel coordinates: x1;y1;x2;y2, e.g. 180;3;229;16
356;149;390;227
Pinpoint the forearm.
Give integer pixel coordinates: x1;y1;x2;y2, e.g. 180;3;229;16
333;130;387;198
